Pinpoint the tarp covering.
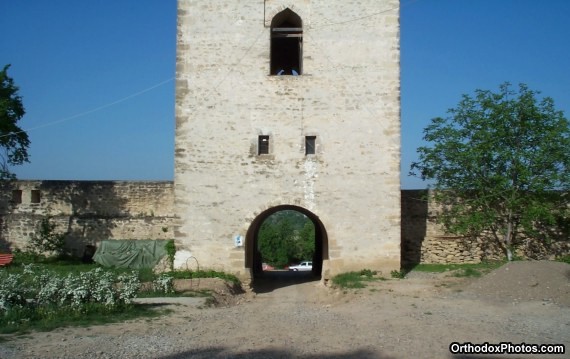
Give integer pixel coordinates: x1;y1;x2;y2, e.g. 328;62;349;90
93;240;167;269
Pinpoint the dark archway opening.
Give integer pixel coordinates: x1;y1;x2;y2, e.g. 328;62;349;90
245;205;327;290
270;8;302;75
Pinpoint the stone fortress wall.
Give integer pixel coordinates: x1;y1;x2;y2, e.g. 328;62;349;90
401;190;569;267
3;181;565;267
0;181;176;257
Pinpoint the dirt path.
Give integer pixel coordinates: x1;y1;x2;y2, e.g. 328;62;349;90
1;261;569;358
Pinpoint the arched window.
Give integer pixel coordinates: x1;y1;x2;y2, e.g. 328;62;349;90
270;9;302;76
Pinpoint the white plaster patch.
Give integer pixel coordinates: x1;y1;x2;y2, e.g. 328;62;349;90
303;158;317;211
173;250;196;270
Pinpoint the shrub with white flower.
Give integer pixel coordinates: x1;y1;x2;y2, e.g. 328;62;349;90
0;273;28;313
36;273;65;306
91;268;121;306
152;273;175;294
1;266;141;316
117;271;141;304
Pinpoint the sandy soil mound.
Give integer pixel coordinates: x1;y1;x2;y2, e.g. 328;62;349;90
460;260;570;306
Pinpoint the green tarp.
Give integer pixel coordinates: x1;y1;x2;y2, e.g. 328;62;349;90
93;240;167;269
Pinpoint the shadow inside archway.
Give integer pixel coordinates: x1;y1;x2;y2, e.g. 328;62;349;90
251;270;320;294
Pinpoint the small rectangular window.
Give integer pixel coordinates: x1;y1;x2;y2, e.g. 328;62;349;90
258;135;269;155
31;190;41;204
12;190;22;204
305;136;316;155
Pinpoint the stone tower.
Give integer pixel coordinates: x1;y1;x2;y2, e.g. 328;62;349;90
175;0;401;281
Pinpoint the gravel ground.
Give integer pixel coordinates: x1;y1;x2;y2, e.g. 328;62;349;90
1;261;568;359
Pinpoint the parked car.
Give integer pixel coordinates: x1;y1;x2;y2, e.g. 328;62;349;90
288;261;312;271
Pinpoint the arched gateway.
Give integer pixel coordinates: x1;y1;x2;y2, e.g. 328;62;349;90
174;0;401;284
245;205;328;277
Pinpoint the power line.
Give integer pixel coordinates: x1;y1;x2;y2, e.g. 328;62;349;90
4;0;420;140
0;77;174;139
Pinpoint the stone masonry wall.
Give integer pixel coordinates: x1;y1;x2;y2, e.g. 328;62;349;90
401;190;569;266
0;180;176;255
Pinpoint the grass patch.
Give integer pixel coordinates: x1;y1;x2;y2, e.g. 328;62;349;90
451;267;482;278
0;303;167;335
332;269;381;289
556;255;570;265
407;261;505;274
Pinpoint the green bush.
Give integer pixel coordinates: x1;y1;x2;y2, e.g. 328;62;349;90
12;248;44;265
27;216;67;257
164;239;176;271
390;269;406;279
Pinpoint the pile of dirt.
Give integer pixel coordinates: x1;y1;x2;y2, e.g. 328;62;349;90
460;260;570;306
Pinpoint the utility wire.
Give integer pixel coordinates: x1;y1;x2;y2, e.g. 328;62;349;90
4;0;419;139
0;77;174;139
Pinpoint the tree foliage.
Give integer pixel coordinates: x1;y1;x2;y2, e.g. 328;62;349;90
257;210;315;267
27;216;68;257
0;64;30;180
411;83;570;260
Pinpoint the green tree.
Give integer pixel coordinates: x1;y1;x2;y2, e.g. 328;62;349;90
27;216;67;257
296;221;315;261
258;220;289;267
257;210;315;267
0;65;30;180
411;83;570;260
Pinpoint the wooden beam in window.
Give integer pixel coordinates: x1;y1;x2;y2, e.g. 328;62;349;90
272;33;303;38
272;27;303;32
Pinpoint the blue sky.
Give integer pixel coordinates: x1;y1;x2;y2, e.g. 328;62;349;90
2;0;569;189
